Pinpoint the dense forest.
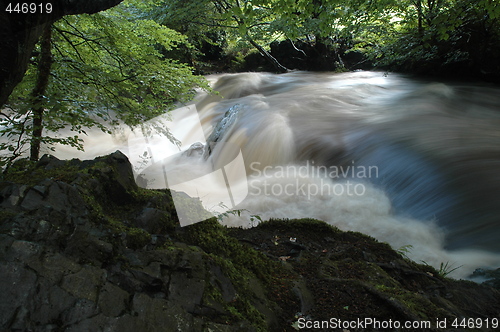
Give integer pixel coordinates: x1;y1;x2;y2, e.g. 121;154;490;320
1;0;499;167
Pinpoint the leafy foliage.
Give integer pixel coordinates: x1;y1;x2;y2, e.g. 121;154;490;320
1;0;208;167
361;0;500;76
141;0;500;77
2;0;499;168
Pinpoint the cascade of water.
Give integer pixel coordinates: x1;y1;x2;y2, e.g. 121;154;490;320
40;71;500;277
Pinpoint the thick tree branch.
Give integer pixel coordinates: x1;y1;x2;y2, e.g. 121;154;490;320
30;24;52;161
0;0;124;108
246;35;289;73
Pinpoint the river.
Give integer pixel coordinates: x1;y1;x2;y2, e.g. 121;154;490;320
52;71;500;278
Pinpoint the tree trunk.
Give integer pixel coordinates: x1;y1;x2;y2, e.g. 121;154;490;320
415;0;424;37
0;0;124;108
246;36;289;73
30;24;53;161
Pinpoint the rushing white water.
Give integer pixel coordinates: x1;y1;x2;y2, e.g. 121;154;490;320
45;71;500;278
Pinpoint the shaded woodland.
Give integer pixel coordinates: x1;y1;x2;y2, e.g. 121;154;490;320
1;0;499;166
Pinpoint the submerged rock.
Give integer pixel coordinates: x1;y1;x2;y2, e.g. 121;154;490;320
203;104;243;159
0;151;499;331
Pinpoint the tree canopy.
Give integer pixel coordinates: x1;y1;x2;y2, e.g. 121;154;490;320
1;0;207;166
133;0;499;76
1;0;499;167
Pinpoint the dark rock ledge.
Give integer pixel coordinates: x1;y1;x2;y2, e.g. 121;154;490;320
0;151;499;332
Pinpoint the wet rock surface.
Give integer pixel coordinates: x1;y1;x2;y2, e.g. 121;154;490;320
0;151;499;331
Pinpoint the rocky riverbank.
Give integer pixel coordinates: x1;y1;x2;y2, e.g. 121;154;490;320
0;151;499;331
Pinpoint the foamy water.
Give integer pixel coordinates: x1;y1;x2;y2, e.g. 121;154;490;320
24;71;500;278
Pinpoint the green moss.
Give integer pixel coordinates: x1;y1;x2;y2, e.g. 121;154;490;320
201;259;264;328
181;219;281;330
258;218;386;245
132;188;178;232
322;260;401;288
203;279;224;304
206;253;268;331
374;284;445;320
132;187;167;202
259;218;341;234
227;298;266;329
90;213;152;250
3;158;80;185
80;188;104;216
126;227;151;250
182;218;275;282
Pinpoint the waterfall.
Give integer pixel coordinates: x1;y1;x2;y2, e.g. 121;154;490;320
49;71;500;277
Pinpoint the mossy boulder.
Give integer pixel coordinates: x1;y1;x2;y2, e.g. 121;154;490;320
229;219;500;330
